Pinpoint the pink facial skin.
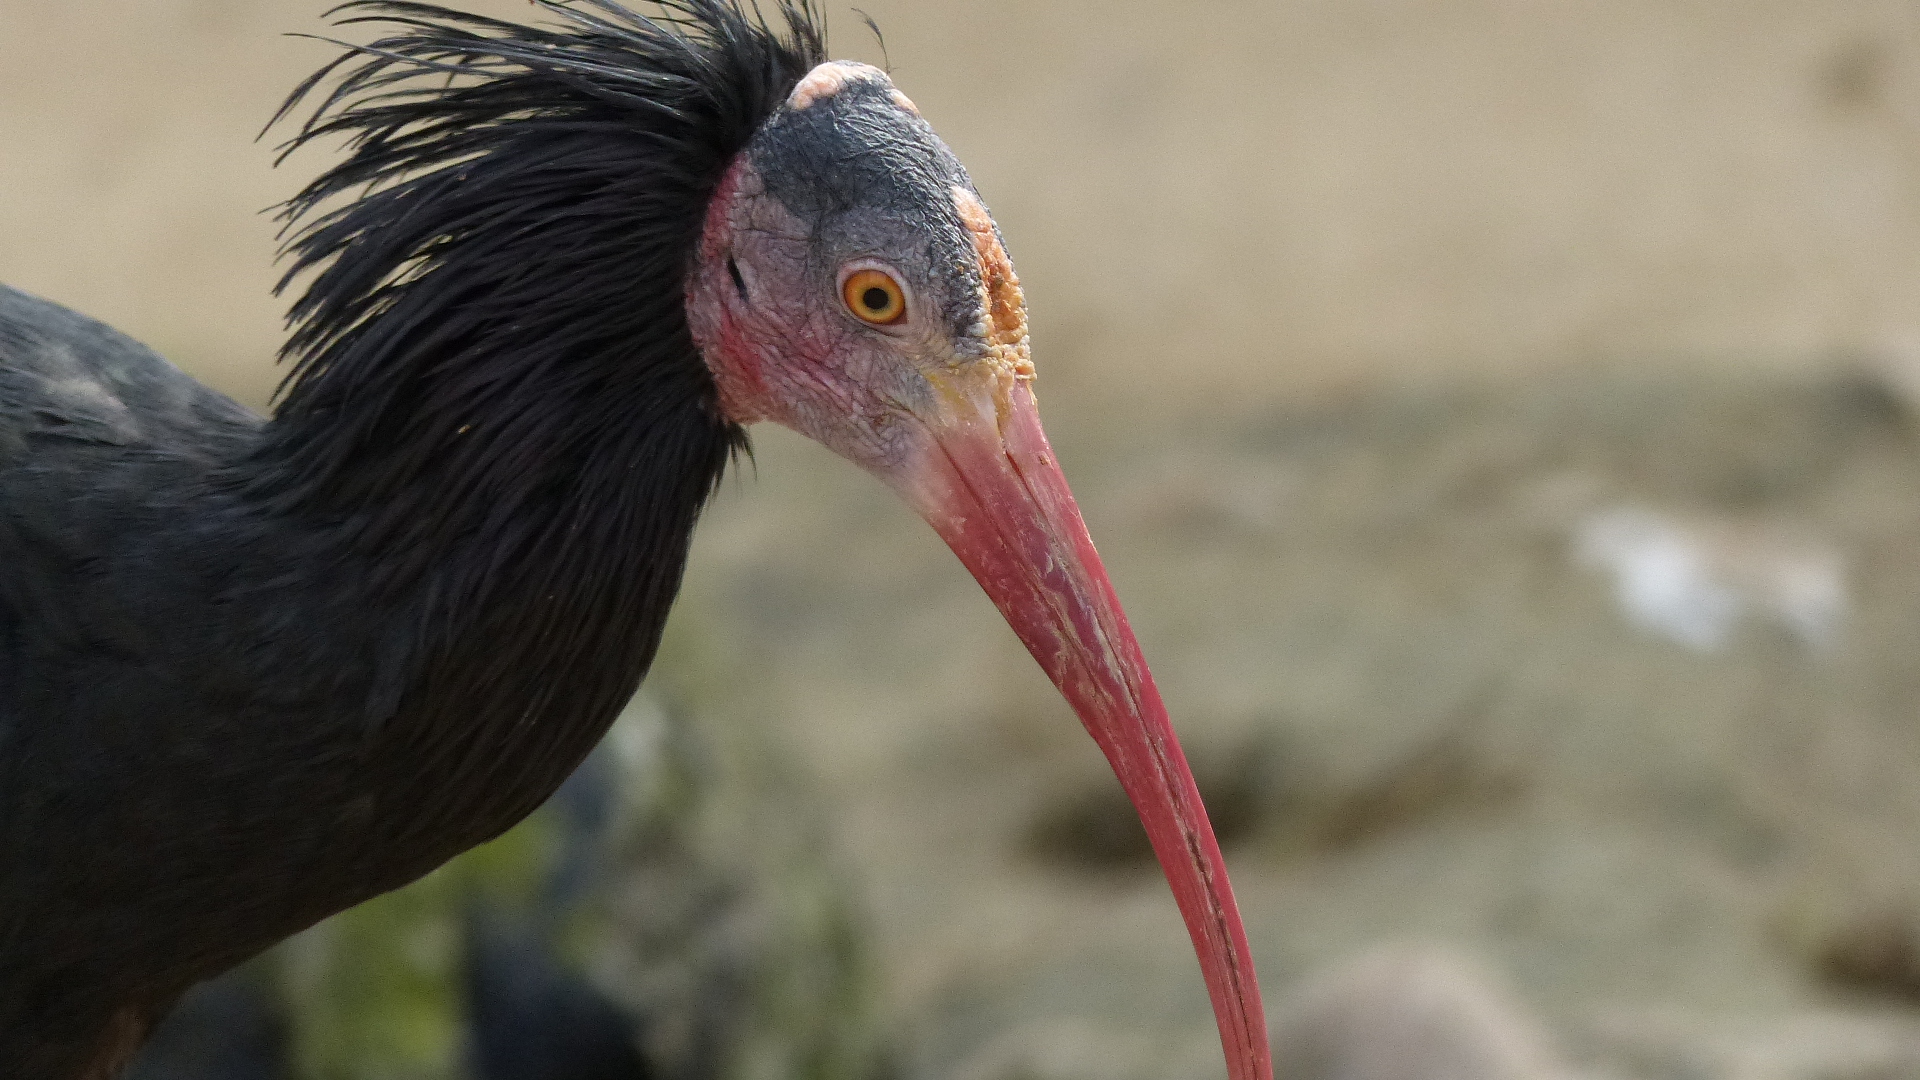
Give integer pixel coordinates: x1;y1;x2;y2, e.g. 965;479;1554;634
684;70;1273;1080
687;154;951;473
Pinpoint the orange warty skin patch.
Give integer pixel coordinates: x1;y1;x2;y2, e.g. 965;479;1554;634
787;61;886;110
788;61;921;119
951;187;1034;382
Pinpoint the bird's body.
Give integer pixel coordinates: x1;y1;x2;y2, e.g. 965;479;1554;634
0;4;1272;1078
0;271;718;1074
0;287;342;1069
0;2;763;1057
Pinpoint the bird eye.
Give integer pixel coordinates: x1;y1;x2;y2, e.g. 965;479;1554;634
842;268;906;325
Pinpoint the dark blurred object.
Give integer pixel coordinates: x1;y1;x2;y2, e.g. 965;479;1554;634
1023;718;1525;870
122;745;654;1080
462;745;651;1080
464;906;650;1080
1027;736;1287;869
1309;714;1524;854
1815;904;1920;1003
123;970;289;1080
124;913;655;1080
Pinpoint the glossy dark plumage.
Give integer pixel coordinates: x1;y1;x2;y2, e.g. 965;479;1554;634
0;3;824;1074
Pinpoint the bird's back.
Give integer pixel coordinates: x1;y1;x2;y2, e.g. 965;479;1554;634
0;285;270;1076
0;284;263;766
0;282;263;731
0;285;260;460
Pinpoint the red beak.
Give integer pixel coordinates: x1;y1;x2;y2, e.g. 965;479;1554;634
875;371;1272;1080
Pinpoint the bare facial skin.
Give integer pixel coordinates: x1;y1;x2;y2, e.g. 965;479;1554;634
686;154;960;470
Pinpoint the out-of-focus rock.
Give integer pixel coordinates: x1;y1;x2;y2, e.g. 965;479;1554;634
1269;946;1577;1080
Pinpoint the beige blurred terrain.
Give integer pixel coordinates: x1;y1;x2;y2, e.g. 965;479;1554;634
10;2;1920;1079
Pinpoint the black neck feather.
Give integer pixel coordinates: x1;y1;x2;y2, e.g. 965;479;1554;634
244;0;823;541
221;0;825;850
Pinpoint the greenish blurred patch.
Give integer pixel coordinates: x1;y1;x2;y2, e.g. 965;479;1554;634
273;796;560;1080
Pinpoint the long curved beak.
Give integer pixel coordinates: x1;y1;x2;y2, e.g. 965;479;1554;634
872;367;1272;1080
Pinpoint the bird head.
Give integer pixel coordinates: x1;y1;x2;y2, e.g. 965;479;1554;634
271;7;1270;1079
686;62;1028;470
688;61;1271;1080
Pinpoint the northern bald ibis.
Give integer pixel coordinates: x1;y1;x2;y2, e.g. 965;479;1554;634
0;3;1269;1077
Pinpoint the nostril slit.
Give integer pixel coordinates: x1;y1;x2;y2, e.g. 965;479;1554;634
727;256;747;302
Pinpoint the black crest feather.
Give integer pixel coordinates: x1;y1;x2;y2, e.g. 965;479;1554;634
246;0;825;544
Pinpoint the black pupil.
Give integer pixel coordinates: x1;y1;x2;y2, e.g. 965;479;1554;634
862;286;892;313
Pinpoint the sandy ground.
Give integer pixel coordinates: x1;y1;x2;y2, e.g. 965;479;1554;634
12;2;1920;1078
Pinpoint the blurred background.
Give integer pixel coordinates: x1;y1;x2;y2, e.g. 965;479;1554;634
7;1;1920;1077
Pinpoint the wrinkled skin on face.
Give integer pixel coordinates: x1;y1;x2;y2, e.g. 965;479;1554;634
685;62;1028;470
685;62;1272;1080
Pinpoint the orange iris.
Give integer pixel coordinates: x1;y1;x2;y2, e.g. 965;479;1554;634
842;268;906;325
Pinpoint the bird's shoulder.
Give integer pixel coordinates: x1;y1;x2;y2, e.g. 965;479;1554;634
0;286;280;762
0;284;261;457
